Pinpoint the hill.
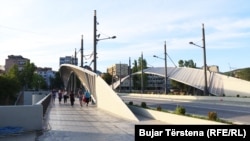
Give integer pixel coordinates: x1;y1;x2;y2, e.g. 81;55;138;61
222;67;250;81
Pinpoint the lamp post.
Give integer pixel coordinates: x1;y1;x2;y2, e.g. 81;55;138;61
189;23;208;96
141;52;144;94
153;41;168;94
81;35;84;68
129;57;132;93
93;10;116;73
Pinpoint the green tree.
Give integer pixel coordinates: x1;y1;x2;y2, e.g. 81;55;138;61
19;62;36;90
178;59;196;68
178;60;184;67
50;71;64;89
138;56;148;90
32;73;47;90
0;74;21;105
236;68;250;81
132;60;140;90
102;73;112;85
132;57;148;91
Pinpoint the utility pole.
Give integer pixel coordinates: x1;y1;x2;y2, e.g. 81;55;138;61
119;62;121;92
202;23;208;96
93;10;97;73
75;48;77;65
81;35;83;68
141;52;144;94
164;41;168;94
129;57;131;93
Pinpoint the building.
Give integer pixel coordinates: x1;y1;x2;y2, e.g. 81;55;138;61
107;64;128;80
35;67;56;89
0;65;4;74
59;56;78;66
107;64;167;93
5;55;30;72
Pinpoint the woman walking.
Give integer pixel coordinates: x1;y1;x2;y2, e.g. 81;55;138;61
69;90;75;106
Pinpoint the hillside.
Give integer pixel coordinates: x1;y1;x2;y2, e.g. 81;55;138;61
222;67;250;81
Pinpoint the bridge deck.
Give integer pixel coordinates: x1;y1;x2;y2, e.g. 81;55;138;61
0;98;167;141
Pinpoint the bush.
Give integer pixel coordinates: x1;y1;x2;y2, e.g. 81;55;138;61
128;101;133;105
175;105;186;115
157;105;162;111
141;102;147;108
208;111;217;121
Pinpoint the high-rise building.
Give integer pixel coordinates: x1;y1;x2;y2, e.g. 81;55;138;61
35;67;56;89
107;64;128;80
5;55;30;72
59;56;78;66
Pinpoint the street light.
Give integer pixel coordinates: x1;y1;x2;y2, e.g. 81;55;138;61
93;10;116;73
189;23;208;96
153;41;168;94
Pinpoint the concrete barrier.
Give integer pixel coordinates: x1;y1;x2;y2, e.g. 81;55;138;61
128;105;227;125
0;105;43;131
119;93;250;105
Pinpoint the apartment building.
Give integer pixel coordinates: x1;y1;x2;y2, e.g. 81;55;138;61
5;55;30;72
59;56;78;66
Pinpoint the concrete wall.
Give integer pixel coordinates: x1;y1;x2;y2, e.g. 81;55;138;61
120;93;250;104
32;94;47;105
24;91;49;105
95;76;139;121
128;105;227;125
0;105;43;131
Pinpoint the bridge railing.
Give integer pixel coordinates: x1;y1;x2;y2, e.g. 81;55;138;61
36;93;51;117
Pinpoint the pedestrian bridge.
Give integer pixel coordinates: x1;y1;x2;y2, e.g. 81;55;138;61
59;64;139;121
59;65;250;121
112;67;250;97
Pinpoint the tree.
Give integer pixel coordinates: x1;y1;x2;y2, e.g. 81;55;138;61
19;62;36;90
0;65;22;105
178;59;196;68
236;68;250;81
101;73;112;85
132;57;148;91
50;71;64;89
132;60;140;90
32;73;47;90
178;60;184;67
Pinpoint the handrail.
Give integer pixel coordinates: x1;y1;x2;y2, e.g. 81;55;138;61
36;93;51;117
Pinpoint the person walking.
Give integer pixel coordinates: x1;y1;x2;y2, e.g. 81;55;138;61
58;89;63;104
63;89;68;104
69;90;75;107
51;89;57;104
78;88;84;107
84;90;91;106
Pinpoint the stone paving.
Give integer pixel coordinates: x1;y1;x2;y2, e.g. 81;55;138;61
38;99;168;141
0;98;168;141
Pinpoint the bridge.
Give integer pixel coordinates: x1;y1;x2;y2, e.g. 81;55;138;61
112;67;250;97
59;64;139;121
2;64;248;140
59;64;250;122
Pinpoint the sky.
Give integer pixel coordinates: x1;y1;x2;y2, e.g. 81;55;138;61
0;0;250;73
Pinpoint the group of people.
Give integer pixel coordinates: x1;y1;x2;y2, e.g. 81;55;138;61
77;88;91;107
51;88;91;107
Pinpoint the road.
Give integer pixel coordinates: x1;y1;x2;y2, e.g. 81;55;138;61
120;95;250;125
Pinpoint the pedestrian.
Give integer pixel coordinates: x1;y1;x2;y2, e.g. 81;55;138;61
84;90;91;106
58;89;63;104
63;89;68;104
69;90;75;106
78;88;84;107
51;89;56;104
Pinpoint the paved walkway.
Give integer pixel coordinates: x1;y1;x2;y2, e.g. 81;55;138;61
0;98;167;141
